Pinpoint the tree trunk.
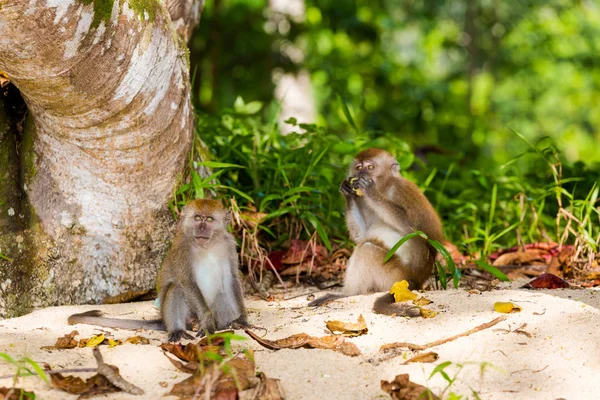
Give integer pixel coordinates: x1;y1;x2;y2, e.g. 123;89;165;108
0;0;201;316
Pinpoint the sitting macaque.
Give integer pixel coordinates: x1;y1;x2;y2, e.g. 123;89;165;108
69;199;248;341
309;148;443;315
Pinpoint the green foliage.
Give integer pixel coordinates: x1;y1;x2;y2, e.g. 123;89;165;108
429;361;498;399
185;103;416;252
0;351;47;399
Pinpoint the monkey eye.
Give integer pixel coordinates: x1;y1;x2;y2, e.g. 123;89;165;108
206;217;214;222
194;215;201;221
367;165;374;170
356;165;362;170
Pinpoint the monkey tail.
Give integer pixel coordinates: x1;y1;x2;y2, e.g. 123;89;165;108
372;294;421;317
68;310;166;331
307;293;346;307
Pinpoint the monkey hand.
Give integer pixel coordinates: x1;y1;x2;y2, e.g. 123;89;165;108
353;175;375;195
340;178;357;197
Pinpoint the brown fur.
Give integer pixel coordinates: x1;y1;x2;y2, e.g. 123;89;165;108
309;148;443;314
69;199;247;341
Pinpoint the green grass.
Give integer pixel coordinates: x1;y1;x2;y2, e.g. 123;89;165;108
173;100;600;284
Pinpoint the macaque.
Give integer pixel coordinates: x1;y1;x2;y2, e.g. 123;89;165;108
68;199;248;342
309;148;443;315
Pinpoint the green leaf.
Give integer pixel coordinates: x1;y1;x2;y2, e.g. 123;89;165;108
383;231;426;263
23;358;49;383
196;161;246;169
473;260;509;282
304;213;332;253
337;94;359;133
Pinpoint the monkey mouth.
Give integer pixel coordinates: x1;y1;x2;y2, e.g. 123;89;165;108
194;235;210;240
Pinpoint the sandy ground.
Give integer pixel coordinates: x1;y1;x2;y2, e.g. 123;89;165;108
1;283;600;399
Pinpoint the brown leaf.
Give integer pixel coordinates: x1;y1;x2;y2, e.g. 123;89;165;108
492;250;545;267
92;347;144;395
325;314;368;336
281;239;328;265
161;341;223;367
240;211;268;229
169;354;256;399
0;387;36;400
381;374;440;400
403;352;439;364
50;373;120;397
41;330;80;350
245;330;361;356
164;353;200;374
522;273;570;289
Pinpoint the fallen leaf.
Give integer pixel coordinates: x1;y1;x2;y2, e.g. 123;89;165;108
51;373;120;397
160;342;223;363
419;308;437;318
107;338;121;348
381;374;440;400
390;281;418;302
239;372;285;400
492;250;545;267
169;354;256;399
0;387;35;400
325;314;368;336
523;273;570;289
125;336;150;345
494;302;522;313
245;330;361;357
413;296;432;307
86;334;105;348
41;330;79;350
403;352;439;364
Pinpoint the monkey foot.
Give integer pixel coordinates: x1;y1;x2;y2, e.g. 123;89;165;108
168;330;194;342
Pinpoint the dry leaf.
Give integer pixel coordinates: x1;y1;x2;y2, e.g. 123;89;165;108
492;250;545;267
523;273;570;289
0;387;36;400
107;339;121;348
239;372;285;400
413;296;432;306
390;281;418;302
42;330;80;350
125;336;150;345
51;373;120;398
86;334;105;348
381;374;440;400
419;308;437;318
494;302;522;313
245;330;361;357
325;314;368;336
169;354;256;399
403;352;439;364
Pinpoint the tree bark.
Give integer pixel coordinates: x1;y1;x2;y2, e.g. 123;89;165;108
0;0;200;316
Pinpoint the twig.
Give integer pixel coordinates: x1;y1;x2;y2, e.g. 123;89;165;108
0;368;98;380
380;315;508;354
93;347;144;395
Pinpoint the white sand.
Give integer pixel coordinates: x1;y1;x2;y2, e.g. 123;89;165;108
1;285;599;399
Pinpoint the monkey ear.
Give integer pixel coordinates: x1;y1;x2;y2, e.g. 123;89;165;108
390;162;401;176
225;210;232;226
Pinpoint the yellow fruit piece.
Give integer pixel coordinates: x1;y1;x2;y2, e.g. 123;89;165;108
355;188;364;197
389;280;418;302
494;302;522;313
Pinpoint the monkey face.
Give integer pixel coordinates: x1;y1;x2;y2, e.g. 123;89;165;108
349;148;401;180
180;199;229;245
